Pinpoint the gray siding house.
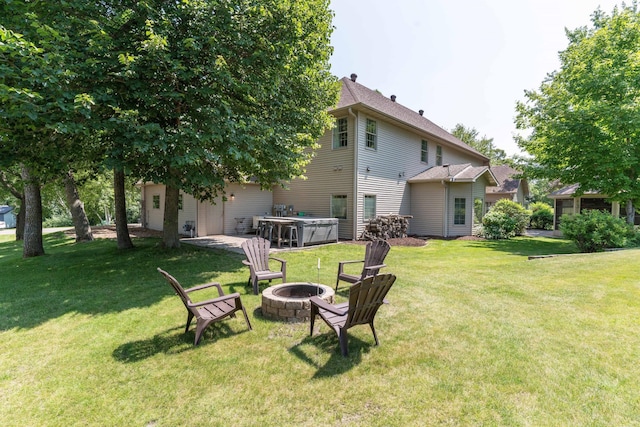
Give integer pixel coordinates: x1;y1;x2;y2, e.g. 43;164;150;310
273;74;496;238
0;205;16;229
485;165;529;209
549;184;639;235
141;75;497;238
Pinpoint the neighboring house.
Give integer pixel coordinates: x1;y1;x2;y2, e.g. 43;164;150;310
141;74;497;238
485;165;529;210
0;205;17;229
548;183;640;235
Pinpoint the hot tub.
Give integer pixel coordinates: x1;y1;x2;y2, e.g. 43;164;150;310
291;217;339;246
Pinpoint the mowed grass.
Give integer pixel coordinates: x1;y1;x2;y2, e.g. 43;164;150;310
1;231;639;426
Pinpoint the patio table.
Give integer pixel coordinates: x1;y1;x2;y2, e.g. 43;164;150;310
259;218;296;248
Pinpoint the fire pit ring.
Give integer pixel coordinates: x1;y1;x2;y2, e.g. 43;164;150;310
261;282;335;322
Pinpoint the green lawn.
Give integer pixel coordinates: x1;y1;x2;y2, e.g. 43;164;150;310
1;232;639;426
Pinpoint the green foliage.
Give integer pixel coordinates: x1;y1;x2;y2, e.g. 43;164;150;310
515;3;640;216
529;201;554;230
481;209;518;239
450;123;513;165
485;199;531;238
560;209;633;252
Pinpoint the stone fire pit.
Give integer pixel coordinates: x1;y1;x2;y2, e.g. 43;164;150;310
261;282;335;322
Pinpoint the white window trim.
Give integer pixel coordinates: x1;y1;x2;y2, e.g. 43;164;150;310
365;118;377;150
333;118;348;149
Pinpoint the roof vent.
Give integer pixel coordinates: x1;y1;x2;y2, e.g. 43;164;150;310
418;109;424;116
390;95;396;102
350;73;358;82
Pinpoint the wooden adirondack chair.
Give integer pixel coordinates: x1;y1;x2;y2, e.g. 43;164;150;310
335;240;390;291
310;273;396;356
157;268;252;345
241;237;287;295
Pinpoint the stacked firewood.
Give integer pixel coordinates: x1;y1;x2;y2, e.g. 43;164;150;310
361;215;413;240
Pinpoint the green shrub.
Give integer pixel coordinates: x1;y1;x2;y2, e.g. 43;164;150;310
483;199;531;236
481;210;518;239
560;210;632;252
43;213;73;227
529;202;554;230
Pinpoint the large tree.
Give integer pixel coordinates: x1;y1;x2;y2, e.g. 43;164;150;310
83;0;340;248
515;3;640;224
1;7;97;256
450;124;510;165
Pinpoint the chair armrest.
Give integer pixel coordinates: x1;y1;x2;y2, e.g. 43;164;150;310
269;256;286;265
242;260;252;266
363;263;387;272
184;282;224;295
310;296;348;316
338;259;364;266
188;292;241;308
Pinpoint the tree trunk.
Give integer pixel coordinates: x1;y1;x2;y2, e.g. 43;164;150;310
113;169;134;249
625;199;635;225
15;195;25;241
64;170;94;242
21;165;44;257
162;185;181;248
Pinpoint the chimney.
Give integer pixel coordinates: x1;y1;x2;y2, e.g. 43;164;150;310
350;73;358;82
390;95;396;102
419;109;424;116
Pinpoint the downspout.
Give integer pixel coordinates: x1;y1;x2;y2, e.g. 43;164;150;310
349;107;358;240
441;179;449;237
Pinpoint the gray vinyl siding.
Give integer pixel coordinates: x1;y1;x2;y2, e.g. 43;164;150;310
410;182;446;236
222;183;273;234
355;114;422;236
273;116;356;239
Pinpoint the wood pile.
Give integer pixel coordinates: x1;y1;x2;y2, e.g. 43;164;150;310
361;215;413;240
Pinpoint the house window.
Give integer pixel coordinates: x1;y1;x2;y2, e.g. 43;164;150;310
436;145;443;166
421;140;428;163
364;195;376;220
152;194;160;209
454;198;466;225
178;194;183;210
366;119;377;149
333;118;348;149
331;195;347;219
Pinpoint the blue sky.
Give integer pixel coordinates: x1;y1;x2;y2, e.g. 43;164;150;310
329;0;623;156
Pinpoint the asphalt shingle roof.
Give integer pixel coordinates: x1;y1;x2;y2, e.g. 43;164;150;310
486;165;521;194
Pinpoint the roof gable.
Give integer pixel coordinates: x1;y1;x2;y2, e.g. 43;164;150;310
487;165;522;194
334;77;489;162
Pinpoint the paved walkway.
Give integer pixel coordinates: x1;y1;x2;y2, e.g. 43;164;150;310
181;234;251;254
180;233;313;254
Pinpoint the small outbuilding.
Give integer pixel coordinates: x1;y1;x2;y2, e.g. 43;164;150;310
0;205;16;229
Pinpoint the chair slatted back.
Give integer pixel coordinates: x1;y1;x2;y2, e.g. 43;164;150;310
346;274;396;327
241;237;272;271
158;268;193;309
361;240;391;279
